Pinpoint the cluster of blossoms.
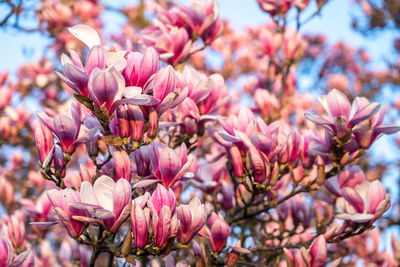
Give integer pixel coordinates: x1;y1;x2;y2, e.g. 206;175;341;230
1;0;400;266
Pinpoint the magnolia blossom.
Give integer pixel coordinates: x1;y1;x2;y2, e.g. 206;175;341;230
37;103;98;153
134;142;193;188
47;188;88;238
336;180;390;224
177;196;207;243
151;65;188;116
147;184;179;249
201;212;230;252
256;0;292;16
305;89;380;138
60;25;160;115
57;25;125;96
113;149;132;182
76;176;132;232
1;211;26;250
141;20;192;66
353;100;400;148
33;119;54;164
131;201;150;249
324;165;365;196
284;235;327;267
123;47;159;89
0;234;33;267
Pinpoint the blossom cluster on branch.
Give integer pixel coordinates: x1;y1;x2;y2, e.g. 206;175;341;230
1;0;400;266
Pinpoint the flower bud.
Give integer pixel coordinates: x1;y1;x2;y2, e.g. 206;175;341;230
116;105;130;138
113;149;132;182
127;105;145;142
33;119;54;164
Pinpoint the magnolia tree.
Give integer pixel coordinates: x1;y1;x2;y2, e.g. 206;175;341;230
1;0;400;266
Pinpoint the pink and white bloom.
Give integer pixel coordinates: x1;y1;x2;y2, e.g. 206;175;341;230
77;176;132;231
324;165;365;196
147;184;179;249
202;212;230;252
88;66;158;116
0;234;33;267
131;202;150;249
151;66;188;116
0;211;26;250
336;180;390;224
256;0;291;16
177;196;207;244
123;47;159;89
142;21;192;66
37;103;98;153
113;149;132;182
47;188;88;238
306;89;380;138
175;0;222;42
33;119;54;164
353;100;400;148
284;235;327;267
147;142;193;188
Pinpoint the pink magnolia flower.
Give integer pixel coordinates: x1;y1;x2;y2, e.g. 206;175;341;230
23;192;53;227
324;165;365;196
289;196;311;228
284;235;327;267
305;89;380;138
57;24;125;96
256;0;292;16
336;180;390;224
309;235;327;267
1;211;26;250
226;241;251;266
116;104;146;141
87;66;158;116
202;212;230;252
77;176;132;232
0;175;14;204
149;184;177;215
283;30;306;61
47;188;88;238
116;104;130;138
126;105;145;141
177;66;210;104
176;97;202;134
175;0;222;43
198;74;228;115
193;159;226;192
165;253;188;267
144;142;193;188
131;202;150;249
0;86;13;110
177;196;207;244
254;89;280;117
142;21;192;66
353;101;400;148
147;184;179;249
0;234;33;267
56;46;102;96
33;119;54;164
259;27;280;58
392;233;400;262
133;145;152;177
113;149;132;182
37;103;98;153
123;47;159;89
151;65;188;116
